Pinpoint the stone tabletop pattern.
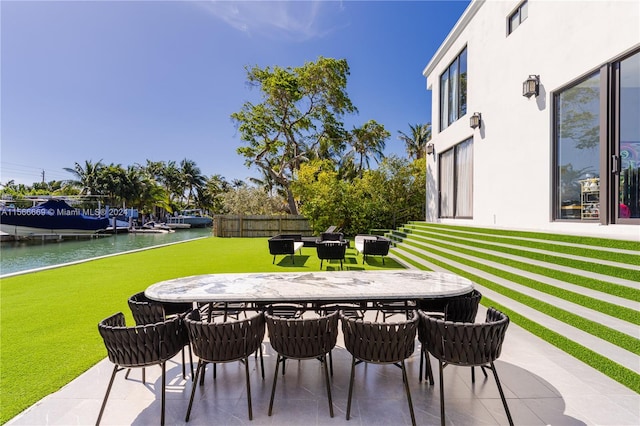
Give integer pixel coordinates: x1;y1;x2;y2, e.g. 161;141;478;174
145;270;474;303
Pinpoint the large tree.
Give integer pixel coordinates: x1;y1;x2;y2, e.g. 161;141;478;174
232;56;356;215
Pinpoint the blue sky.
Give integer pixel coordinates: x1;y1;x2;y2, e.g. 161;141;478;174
1;0;469;186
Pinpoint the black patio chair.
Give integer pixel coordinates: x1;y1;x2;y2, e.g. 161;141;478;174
127;291;193;380
184;309;266;421
418;289;483;384
419;307;513;426
265;310;339;418
96;312;186;426
316;240;348;270
340;311;419;426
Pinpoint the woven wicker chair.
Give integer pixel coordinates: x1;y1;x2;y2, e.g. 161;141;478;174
418;289;483;384
96;312;186;426
419;307;513;426
184;309;266;421
316;240;348;270
265;310;339;417
127;291;193;380
340;311;418;426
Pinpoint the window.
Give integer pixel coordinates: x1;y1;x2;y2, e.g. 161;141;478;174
553;49;640;224
439;138;473;218
554;72;601;220
508;1;528;34
439;47;467;131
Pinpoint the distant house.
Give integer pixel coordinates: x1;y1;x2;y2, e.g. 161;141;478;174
422;0;639;239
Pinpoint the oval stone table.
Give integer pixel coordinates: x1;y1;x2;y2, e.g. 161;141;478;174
145;270;474;305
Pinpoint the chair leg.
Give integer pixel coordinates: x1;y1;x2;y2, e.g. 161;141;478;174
244;357;253;420
259;345;265;379
272;255;276;264
401;360;416;426
490;361;514;426
439;360;445;426
346;356;356;420
96;365;119;425
268;354;282;416
160;361;166;426
322;354;334;417
186;360;204;421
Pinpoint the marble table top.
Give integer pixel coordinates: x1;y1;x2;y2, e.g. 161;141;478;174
145;270;474;304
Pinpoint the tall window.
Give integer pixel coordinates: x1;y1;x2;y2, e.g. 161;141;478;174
554;72;601;220
439;139;473;218
508;1;528;34
439;47;467;131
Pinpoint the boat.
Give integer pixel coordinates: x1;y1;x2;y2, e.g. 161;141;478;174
164;216;191;229
129;221;174;234
0;199;110;236
167;209;212;228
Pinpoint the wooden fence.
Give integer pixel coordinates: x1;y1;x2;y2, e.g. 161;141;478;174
212;215;313;238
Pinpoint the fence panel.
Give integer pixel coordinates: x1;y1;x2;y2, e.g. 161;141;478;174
213;215;312;237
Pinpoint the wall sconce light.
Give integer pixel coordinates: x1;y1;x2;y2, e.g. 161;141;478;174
470;112;481;129
523;75;540;98
426;143;434;155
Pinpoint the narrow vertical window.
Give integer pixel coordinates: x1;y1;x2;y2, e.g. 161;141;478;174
439;47;468;131
439;138;473;218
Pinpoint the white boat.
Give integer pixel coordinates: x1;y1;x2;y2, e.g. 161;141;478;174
168;209;212;228
129;221;174;234
164;216;191;229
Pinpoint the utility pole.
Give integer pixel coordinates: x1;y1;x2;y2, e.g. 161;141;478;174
41;170;45;183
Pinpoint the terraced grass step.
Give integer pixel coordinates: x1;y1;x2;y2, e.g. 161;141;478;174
384;222;640;394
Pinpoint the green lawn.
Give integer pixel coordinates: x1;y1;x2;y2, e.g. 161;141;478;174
0;236;401;424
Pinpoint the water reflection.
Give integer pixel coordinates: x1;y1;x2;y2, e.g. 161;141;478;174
0;228;212;276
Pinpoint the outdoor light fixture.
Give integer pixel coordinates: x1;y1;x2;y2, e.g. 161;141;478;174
470;112;481;129
426;143;434;155
523;75;540;98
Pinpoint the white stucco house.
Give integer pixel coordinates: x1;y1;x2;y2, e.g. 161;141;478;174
422;0;639;240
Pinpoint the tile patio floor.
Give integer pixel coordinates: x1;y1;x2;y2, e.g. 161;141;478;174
7;306;639;425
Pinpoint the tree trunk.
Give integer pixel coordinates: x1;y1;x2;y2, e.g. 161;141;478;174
286;188;298;215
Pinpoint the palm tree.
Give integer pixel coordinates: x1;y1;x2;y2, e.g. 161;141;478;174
179;159;206;208
343;120;390;177
398;123;432;160
63;160;104;195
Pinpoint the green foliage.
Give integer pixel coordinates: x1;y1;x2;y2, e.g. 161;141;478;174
293;156;426;235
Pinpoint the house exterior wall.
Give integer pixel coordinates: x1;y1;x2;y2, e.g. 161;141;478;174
423;0;640;240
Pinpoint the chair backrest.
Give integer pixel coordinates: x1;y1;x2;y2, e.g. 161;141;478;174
98;312;186;368
363;238;391;256
320;232;344;241
128;291;165;325
269;238;295;255
265;310;339;359
340;311;418;364
316;241;347;259
444;289;482;323
185;309;265;363
418;307;509;367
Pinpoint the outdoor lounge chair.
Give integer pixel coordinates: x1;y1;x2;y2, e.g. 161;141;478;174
268;234;304;264
316;240;348;270
354;234;391;264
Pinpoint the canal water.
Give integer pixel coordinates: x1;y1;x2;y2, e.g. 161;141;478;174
0;228;212;276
